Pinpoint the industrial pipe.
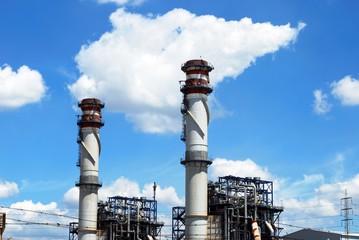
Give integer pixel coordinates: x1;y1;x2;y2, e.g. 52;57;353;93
252;220;261;240
265;221;274;237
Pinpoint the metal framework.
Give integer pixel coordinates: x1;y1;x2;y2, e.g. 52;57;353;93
172;176;283;240
172;207;185;240
208;176;283;240
97;196;163;240
69;196;163;240
341;189;353;240
69;222;78;240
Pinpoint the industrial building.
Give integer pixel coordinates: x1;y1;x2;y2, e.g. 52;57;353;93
282;229;341;240
69;195;163;240
282;228;359;240
172;176;283;240
68;59;284;240
96;196;163;239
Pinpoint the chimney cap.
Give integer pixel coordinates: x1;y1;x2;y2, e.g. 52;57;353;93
181;59;213;72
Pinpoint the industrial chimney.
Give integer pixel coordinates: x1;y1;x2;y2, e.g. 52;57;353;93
76;98;104;240
180;59;213;239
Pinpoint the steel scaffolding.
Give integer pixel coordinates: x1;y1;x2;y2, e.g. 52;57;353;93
69;196;163;240
172;207;185;240
68;222;78;240
172;176;283;240
97;196;163;240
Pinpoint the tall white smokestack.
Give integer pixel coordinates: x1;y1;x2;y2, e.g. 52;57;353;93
76;98;104;240
180;59;213;239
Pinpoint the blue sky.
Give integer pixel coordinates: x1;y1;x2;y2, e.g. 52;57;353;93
1;0;359;238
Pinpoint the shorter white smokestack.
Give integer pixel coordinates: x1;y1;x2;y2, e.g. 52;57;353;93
76;98;104;240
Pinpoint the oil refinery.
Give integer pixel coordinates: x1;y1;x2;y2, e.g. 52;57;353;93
57;59;285;240
172;176;282;240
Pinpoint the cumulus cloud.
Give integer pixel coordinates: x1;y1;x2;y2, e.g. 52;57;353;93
331;75;359;106
0;179;19;198
209;158;274;181
313;89;332;115
3;200;69;239
63;177;141;208
316;174;359;201
100;176;141;200
278;173;359;232
63;176;183;209
0;65;46;110
142;182;184;207
62;187;79;209
68;8;305;133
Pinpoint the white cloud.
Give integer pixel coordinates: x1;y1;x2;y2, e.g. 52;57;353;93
100;176;141;200
331;75;359;105
313;89;332;114
0;180;19;198
3;200;69;239
97;0;145;6
62;187;79;209
209;158;274;181
63;176;183;209
63;177;141;207
316;174;359;201
0;65;46;110
142;182;184;207
68;8;305;133
280;196;338;233
278;173;359;232
278;174;325;200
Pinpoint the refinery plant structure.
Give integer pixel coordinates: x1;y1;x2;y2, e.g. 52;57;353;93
172;176;283;240
70;195;164;240
67;59;284;240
